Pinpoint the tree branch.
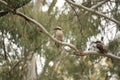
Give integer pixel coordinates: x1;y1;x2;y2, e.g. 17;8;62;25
9;59;23;73
66;0;120;26
2;32;7;60
91;0;110;9
75;51;120;61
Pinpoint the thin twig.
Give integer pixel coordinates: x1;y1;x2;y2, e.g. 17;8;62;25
2;32;7;60
69;2;83;49
9;59;23;73
91;0;110;9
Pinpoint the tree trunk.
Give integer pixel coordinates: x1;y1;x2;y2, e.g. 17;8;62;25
26;53;37;80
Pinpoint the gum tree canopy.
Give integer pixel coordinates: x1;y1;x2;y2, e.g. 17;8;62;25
0;0;31;16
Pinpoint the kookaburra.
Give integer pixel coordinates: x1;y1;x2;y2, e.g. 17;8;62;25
93;41;107;54
54;26;64;48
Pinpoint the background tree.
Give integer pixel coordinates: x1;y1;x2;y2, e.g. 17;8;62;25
0;0;120;80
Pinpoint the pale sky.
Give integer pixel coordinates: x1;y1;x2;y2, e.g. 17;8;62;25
42;0;65;11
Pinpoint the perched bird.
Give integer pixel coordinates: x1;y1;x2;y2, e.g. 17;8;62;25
93;41;107;54
54;26;64;48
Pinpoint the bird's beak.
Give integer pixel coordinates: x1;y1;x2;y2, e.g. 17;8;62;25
53;27;56;30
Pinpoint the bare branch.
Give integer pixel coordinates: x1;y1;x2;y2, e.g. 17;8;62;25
75;51;120;61
48;0;57;14
91;0;110;9
66;0;120;26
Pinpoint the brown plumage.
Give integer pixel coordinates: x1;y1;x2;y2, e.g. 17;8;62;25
54;26;64;48
94;41;107;54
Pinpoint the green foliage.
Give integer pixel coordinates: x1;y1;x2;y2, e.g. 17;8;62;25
108;39;120;54
0;0;31;9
